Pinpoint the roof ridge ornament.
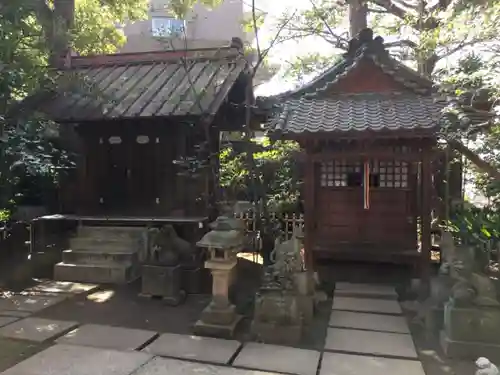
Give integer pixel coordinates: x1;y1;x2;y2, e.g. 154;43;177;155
344;28;386;59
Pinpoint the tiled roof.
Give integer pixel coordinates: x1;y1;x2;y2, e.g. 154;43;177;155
38;44;247;122
270;93;445;134
264;29;434;103
258;29;442;135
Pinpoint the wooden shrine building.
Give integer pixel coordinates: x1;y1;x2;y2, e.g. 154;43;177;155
33;39;250;225
260;29;447;278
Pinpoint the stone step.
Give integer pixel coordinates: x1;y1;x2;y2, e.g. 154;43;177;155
69;237;140;252
54;262;138;284
62;250;138;266
77;226;146;240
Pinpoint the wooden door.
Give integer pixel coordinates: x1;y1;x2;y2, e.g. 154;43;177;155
128;134;158;215
315;159;417;251
103;136;129;212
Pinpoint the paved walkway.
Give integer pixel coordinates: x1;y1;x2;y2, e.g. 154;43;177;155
0;280;426;375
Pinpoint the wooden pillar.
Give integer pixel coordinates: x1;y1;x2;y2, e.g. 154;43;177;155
304;151;315;271
420;146;432;298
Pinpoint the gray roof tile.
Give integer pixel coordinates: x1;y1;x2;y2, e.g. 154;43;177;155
270;93;445;134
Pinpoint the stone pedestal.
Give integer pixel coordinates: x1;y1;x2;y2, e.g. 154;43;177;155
440;302;500;361
193;260;242;338
140;264;185;306
252;290;303;345
294;272;316;323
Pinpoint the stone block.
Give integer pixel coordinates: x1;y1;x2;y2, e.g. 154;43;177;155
251;320;302;346
325;328;417;358
329;311;410;334
0;316;19;328
56;324;157;351
62;250;137;266
200;302;238;325
193;312;243;339
0;294;67;313
141;264;183;305
1;344;152;375
25;281;98;295
440;330;500;362
133;357;281;375
0;310;31;318
142;333;241;364
0;318;78;342
443;304;500;344
335;283;398;300
333;297;402;314
54;262;136;284
233;342;320;375
254;291;302;325
320;352;425;375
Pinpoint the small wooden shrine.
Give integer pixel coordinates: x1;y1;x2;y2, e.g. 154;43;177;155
260;29;448;278
34;39;251;223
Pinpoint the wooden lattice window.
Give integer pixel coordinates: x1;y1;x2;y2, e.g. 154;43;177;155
320;159;409;188
371;160;409;188
320;160;362;187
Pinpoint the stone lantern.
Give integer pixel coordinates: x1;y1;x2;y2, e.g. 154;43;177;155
193;216;245;338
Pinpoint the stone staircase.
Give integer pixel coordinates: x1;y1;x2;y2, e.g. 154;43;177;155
54;226;147;284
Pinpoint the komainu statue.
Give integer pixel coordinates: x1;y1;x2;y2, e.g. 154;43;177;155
147;225;198;267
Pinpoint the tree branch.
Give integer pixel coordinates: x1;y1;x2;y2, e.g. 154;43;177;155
448;139;500;182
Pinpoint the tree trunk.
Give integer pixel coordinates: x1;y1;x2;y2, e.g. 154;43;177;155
448;140;500;182
348;0;368;37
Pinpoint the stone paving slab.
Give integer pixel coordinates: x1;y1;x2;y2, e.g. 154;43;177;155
135;357;281;375
0;311;31;318
334;283;398;298
0;317;78;342
0;295;67;313
325;328;417;358
142;333;241;364
1;344;153;375
320;352;425;375
332;297;402;314
25;281;98;295
0;317;18;328
57;324;157;351
233;342;320;375
329;311;410;334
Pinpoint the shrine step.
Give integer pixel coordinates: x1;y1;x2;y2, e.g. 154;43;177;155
54;262;138;284
77;226;147;240
69;237;140;252
61;249;138;266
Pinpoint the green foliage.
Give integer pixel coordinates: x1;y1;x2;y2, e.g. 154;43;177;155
0;0;148;211
161;0;223;19
219;138;302;214
442;203;500;248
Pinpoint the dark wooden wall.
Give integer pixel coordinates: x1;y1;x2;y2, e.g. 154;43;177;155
60;117;220;218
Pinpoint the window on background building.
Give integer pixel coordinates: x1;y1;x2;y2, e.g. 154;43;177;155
151;17;186;37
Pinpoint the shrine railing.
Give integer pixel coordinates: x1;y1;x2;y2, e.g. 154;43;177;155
233;212;305;252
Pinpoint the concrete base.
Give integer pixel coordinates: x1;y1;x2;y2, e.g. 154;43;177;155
54;263;138;284
193;314;242;339
251;320;302;346
54;225;144;285
440;330;500;362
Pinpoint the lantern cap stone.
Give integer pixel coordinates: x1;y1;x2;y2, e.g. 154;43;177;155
209;216;246;231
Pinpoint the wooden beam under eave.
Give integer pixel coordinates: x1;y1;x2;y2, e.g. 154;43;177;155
309;151;423;162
